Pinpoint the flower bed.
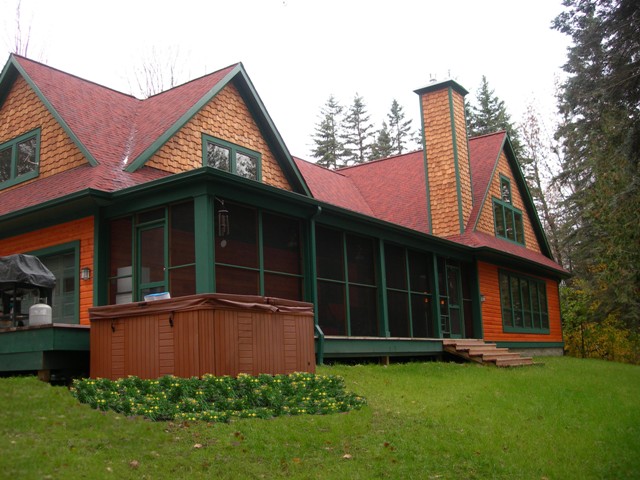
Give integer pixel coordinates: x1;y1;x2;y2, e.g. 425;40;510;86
70;372;366;423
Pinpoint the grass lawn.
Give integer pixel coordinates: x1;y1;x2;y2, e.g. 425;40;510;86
1;356;638;479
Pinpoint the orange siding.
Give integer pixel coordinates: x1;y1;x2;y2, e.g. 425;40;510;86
475;151;541;253
146;83;293;190
478;261;562;343
0;76;89;193
0;217;95;325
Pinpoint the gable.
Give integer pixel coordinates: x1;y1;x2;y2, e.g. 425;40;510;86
475;150;541;253
146;82;293;190
0;75;89;192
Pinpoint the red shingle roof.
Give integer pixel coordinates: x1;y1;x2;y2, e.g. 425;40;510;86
0;55;238;216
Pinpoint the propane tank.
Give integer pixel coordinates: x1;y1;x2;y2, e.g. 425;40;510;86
29;300;52;325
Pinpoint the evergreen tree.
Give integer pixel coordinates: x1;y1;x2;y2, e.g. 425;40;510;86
467;76;522;157
371;121;394;160
553;0;640;338
311;95;345;169
387;99;413;155
342;94;375;165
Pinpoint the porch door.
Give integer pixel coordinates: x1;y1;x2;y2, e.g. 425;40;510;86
442;264;464;338
137;223;167;299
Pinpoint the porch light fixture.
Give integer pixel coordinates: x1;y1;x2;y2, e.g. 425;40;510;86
480;294;486;302
81;266;91;281
216;197;230;241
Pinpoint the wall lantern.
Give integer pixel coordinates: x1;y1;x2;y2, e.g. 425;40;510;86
216;198;230;237
81;266;91;281
480;294;486;303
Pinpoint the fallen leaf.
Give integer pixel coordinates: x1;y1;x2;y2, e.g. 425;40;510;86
342;454;352;460
292;457;301;463
194;443;203;449
129;460;139;469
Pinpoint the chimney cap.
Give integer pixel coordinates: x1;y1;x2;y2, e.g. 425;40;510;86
414;79;468;97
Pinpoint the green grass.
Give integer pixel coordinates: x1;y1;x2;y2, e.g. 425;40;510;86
1;357;638;479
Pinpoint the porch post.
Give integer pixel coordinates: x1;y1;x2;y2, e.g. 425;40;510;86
194;194;215;293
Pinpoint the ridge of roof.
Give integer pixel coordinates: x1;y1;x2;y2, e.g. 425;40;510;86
336;148;423;172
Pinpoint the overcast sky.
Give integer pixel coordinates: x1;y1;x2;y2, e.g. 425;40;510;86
1;0;570;160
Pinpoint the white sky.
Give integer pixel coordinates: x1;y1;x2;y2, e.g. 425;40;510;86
1;0;570;160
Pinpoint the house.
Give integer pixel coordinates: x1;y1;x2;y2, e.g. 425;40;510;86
0;54;567;377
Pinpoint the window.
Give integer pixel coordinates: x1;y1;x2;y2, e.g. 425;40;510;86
0;129;40;189
493;176;525;244
203;134;261;181
499;270;549;333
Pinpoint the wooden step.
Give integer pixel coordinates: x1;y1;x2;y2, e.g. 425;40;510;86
495;357;534;367
442;339;535;367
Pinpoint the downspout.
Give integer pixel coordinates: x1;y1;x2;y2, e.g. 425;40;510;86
308;205;324;365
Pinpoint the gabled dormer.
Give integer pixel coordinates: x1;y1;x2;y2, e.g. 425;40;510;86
468;131;551;256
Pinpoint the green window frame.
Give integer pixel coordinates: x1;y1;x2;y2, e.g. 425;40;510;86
499;270;549;334
202;134;261;181
27;241;81;324
0;129;41;190
493;176;525;244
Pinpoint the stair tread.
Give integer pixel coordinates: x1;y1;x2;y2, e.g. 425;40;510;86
442;339;535;368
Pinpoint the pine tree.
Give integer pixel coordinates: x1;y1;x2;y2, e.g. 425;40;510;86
467;76;522;157
311;95;345;169
371;121;394;160
342;94;375;165
553;0;640;335
387;99;413;155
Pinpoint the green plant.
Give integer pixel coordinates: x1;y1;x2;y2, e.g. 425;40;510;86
70;372;366;423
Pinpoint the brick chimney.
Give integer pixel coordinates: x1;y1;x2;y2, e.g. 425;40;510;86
415;80;473;237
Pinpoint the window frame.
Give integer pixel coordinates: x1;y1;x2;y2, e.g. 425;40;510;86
202;134;262;181
499;270;550;334
493;176;525;245
0;128;41;190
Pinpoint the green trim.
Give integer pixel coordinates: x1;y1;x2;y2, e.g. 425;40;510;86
94;212;108;306
473;262;484;339
471;137;504;232
432;253;442;338
319;337;443;358
418;95;433;234
493;197;526;245
202;134;262;181
499;269;550;334
448;87;465;235
0;128;41;190
377;239;390;337
125;64;242;173
194;195;215;293
7;56;98;167
495;341;564;349
414;79;469;97
502;135;554;258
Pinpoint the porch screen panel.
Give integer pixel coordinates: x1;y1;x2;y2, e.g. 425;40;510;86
385;244;410;337
346;234;378;336
262;212;303;300
169;201;196;297
409;251;434;337
316;226;346;335
215;203;258;295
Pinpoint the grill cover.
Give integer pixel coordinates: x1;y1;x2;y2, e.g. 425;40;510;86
0;254;56;290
